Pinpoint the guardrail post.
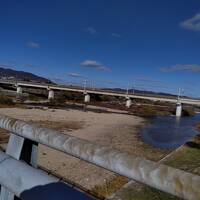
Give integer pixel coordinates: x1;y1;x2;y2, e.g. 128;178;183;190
0;134;38;200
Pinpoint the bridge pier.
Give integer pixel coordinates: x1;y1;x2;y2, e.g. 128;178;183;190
126;98;132;108
176;102;182;117
16;86;22;94
84;94;90;103
48;89;54;100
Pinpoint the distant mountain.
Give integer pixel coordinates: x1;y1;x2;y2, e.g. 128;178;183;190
0;67;52;84
102;87;180;98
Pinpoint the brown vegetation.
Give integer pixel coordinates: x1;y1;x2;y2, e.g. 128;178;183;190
27;94;41;101
131;105;172;117
182;108;196;117
0;95;15;106
0;130;9;144
91;176;128;198
29;120;84;132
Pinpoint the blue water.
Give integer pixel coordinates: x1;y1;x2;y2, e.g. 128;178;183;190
141;114;200;149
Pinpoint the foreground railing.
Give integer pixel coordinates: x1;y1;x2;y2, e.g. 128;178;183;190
0;115;199;200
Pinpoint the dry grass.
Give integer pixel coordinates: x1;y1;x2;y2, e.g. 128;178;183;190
182;108;196;117
0;130;9;144
91;175;128;198
29;120;84;132
0;95;14;105
117;182;181;200
0;103;26;109
131;105;172;117
164;133;200;176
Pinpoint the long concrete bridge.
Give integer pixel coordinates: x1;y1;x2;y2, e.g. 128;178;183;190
0;80;200;107
0;80;199;117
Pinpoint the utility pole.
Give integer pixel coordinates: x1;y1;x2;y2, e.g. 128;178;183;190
126;83;129;96
177;88;184;102
132;83;135;94
83;79;87;93
177;88;181;101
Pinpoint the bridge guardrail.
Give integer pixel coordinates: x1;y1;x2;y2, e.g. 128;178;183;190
0;115;199;200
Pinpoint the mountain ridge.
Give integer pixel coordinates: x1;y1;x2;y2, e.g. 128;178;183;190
0;67;52;84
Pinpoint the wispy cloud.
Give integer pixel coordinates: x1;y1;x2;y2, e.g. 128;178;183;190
81;60;111;72
111;33;121;38
160;64;200;73
85;27;97;35
180;13;200;31
27;41;40;48
67;73;86;78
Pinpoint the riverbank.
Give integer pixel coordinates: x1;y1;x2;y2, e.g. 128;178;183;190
0;106;173;198
111;117;200;200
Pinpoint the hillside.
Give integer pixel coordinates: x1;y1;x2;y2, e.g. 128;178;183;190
0;67;52;84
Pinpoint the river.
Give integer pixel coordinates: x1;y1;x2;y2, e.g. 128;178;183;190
141;114;200;149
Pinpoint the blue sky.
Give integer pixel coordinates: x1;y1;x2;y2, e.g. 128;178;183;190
0;0;200;96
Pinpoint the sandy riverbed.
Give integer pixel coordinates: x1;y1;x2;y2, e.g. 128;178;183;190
0;107;170;196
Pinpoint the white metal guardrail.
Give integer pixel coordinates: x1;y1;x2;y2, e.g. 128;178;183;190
0;115;199;200
0;150;93;200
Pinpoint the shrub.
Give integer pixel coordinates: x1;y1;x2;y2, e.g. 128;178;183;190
54;93;66;104
0;95;15;105
131;105;172;117
140;105;158;117
98;95;115;102
27;94;40;101
182;108;196;117
59;91;82;101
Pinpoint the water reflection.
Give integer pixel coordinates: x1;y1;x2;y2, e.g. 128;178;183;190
141;114;200;149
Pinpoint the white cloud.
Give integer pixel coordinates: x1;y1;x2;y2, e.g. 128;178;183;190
67;73;86;78
180;13;200;31
85;27;97;35
81;60;111;71
111;33;121;38
160;64;200;73
27;41;40;48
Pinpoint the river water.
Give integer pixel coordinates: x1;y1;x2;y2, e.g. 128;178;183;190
141;114;200;149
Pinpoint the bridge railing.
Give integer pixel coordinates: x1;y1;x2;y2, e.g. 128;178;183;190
0;115;199;200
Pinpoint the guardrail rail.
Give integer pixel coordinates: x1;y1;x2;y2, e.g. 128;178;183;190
0;115;199;200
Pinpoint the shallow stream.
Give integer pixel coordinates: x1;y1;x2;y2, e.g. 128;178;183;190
141;114;200;149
